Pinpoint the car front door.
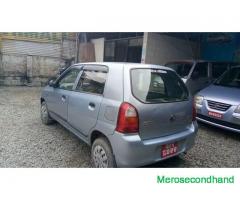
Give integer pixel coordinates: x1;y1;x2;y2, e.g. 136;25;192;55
67;65;108;136
47;67;81;122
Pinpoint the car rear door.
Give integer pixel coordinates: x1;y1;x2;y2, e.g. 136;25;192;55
47;67;81;121
128;68;193;140
67;65;108;136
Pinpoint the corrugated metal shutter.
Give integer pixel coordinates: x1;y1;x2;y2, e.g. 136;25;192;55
1;40;62;58
0;32;76;42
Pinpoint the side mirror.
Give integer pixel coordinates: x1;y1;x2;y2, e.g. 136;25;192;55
48;79;57;87
59;67;67;75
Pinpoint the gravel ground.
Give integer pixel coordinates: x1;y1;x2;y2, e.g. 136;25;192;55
0;86;240;168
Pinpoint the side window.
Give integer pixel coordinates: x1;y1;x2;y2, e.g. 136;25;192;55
57;68;80;90
192;63;208;78
212;63;228;79
76;69;107;95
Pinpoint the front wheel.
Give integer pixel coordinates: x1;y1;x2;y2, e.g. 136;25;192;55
91;137;116;168
41;101;54;125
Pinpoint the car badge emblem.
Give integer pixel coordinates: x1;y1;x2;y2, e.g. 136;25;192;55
169;114;176;122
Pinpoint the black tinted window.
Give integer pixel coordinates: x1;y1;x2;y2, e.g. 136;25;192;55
57;68;80;90
214;67;240;88
193;63;208;78
212;63;228;79
76;70;107;95
131;69;188;103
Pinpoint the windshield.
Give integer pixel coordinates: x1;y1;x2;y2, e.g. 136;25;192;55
214;67;240;88
131;69;189;103
165;62;193;78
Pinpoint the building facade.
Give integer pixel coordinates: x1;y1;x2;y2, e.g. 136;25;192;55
1;32;237;86
0;32;76;86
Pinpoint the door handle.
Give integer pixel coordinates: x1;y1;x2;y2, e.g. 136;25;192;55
89;102;95;108
61;95;66;102
88;102;95;110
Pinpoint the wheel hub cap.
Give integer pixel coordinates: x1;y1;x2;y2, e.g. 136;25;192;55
93;145;108;168
41;104;48;118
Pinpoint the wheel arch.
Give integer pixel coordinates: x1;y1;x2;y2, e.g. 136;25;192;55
90;130;110;146
40;97;45;104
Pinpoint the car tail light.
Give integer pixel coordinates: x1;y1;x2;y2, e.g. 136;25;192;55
192;102;196;121
116;102;139;133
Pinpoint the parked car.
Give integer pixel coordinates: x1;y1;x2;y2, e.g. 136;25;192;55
40;62;198;167
165;60;239;95
195;66;240;133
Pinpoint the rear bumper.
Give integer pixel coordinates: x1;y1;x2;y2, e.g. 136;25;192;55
197;114;240;133
109;122;198;167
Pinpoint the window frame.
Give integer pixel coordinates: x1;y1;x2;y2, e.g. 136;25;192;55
74;64;109;96
54;66;82;91
191;62;209;79
130;68;189;104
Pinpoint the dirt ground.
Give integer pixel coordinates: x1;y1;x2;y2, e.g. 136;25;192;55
0;86;240;167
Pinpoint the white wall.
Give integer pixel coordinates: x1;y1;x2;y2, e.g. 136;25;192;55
142;32;200;65
91;38;105;62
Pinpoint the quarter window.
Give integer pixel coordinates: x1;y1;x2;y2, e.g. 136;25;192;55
76;70;107;95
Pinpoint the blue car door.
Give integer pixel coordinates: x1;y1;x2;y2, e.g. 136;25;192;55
47;67;81;121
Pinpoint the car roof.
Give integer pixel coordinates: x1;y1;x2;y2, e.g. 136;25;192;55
72;62;173;71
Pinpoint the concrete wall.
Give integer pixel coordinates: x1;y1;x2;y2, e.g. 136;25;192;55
142;32;200;65
30;56;61;86
0;54;27;85
0;39;75;86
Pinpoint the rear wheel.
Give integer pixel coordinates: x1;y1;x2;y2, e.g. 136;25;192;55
41;101;54;125
91;137;116;168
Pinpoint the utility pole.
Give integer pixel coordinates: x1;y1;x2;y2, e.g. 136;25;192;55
75;33;80;63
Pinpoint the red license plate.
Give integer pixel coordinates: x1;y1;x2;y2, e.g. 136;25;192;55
161;143;178;158
208;111;222;119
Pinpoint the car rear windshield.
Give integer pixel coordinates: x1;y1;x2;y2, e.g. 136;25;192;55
131;69;189;103
165;62;193;78
214;67;240;88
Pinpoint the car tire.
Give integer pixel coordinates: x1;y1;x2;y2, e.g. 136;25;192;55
41;101;54;125
91;137;116;168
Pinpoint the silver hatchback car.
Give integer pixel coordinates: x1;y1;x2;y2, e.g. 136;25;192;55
40;62;198;167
